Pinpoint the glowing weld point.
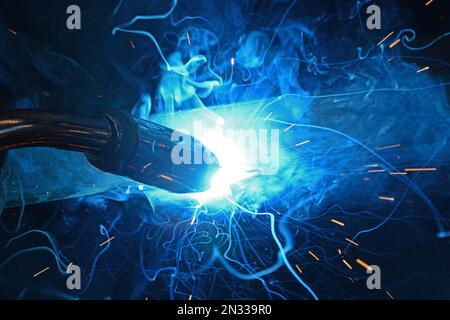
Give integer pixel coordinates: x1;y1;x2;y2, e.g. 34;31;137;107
230;57;235;66
194;169;255;203
215;117;225;126
33;267;50;278
190;125;256;202
295;140;310;147
184;105;283;207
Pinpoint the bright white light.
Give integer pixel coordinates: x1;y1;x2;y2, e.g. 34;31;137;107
192;129;253;203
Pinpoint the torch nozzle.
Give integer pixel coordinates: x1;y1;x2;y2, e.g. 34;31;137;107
90;111;220;193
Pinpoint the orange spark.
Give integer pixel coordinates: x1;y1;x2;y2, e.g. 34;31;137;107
377;31;394;46
356;258;372;271
389;38;401;49
425;0;433;6
416;66;430;73
8;28;17;35
158;174;174;181
342;259;353;270
331;219;345;227
99;236;116;247
379;196;395;201
33;267;50;278
404;167;436;172
295;264;303;274
345;238;359;246
368;169;386;173
308;250;320;261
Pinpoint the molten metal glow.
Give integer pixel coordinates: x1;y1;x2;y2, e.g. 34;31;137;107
191;124;255;203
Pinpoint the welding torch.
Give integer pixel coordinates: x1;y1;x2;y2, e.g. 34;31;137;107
0;110;219;193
